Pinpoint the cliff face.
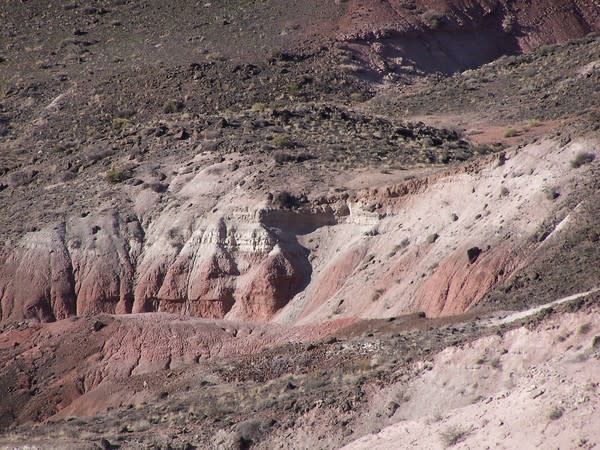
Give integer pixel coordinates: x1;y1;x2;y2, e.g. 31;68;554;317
2;135;596;324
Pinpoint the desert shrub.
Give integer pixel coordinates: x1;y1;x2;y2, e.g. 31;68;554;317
143;182;169;193
251;102;266;111
0;80;9;99
286;82;300;96
440;425;470;446
504;128;519;138
427;233;439;243
432;410;444;422
273;152;293;164
545;188;560;200
371;288;385;301
578;323;591;335
397;238;410;249
112;117;129;130
548;406;564;420
571;152;595;168
163;99;185;114
356;358;371;372
105;167;131;183
272;135;294;149
86;146;114;164
400;1;417;10
538;44;557;57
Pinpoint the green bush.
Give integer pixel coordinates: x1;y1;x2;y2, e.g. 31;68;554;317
105;167;132;183
272;135;294;149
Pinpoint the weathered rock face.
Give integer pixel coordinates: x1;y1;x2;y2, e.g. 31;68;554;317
0;210;311;323
0;226;75;323
1;136;595;325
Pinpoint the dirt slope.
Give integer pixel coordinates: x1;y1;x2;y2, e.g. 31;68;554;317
343;306;600;449
1;291;599;448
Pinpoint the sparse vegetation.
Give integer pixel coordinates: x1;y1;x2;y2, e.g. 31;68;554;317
548;406;564;420
272;135;295;149
251;102;266;111
0;80;9;99
105;167;132;183
504;128;519;138
440;425;471;447
286;82;300;96
371;288;385;301
163;99;185;114
545;188;560;201
571;152;595;168
111;117;129;130
578;323;591;335
1;2;600;449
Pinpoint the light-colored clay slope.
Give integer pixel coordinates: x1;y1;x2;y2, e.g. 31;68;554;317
279;136;596;323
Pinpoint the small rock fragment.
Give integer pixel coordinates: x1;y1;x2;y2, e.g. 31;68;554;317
467;247;482;264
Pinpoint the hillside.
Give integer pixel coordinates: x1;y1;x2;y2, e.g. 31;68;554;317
1;0;600;448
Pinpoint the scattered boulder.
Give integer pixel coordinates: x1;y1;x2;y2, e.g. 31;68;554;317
467;247;482;264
